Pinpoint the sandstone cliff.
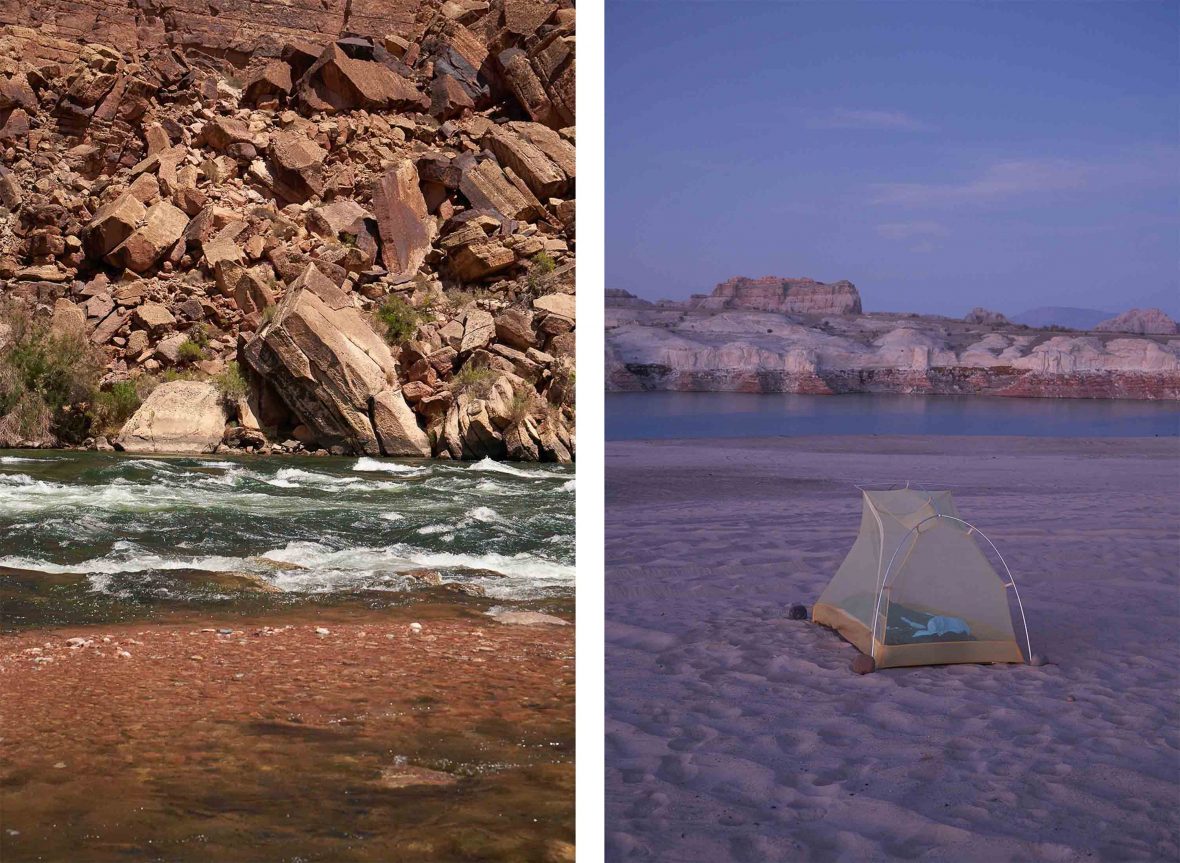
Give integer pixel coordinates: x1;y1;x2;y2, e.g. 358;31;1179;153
1094;308;1177;336
0;0;575;460
606;297;1180;400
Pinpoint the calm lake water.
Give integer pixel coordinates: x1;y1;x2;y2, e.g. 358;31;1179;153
606;393;1180;440
0;451;575;630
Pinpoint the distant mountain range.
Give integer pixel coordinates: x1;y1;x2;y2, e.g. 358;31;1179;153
1010;307;1112;330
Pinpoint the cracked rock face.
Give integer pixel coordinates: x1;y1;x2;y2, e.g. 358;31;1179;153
241;264;430;457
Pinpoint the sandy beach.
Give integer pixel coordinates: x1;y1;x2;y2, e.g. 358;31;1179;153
1;604;575;863
606;435;1179;862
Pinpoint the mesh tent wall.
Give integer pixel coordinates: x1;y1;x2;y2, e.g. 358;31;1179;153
812;489;1028;669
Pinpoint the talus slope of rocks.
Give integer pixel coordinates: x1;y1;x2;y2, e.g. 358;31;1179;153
0;0;575;460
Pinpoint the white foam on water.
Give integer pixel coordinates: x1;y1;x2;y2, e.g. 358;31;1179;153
353;457;428;476
466;457;563;479
472;477;528;496
417;524;450;535
0;534;574;598
406;548;574;583
258;467;409;494
466;506;503;523
379;512;405;521
197;460;239;469
0;472;288;513
0;456;43;464
561;479;575;492
0;550;257;576
267;467;362;487
257;540;573;592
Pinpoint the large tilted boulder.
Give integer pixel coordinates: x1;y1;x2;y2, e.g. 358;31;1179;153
83;192;145;259
107;200;189;272
297;44;427;113
372;159;432;281
268;130;328;202
117;381;228;453
241;264;430;457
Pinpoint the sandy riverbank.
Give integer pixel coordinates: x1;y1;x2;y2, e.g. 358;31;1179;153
606;436;1179;862
0;604;575;863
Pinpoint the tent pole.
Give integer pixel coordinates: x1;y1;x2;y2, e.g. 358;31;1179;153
871;514;1032;665
930;515;1033;665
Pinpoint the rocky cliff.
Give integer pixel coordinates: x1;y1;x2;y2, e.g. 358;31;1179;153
606;297;1180;400
1094;308;1177;336
690;275;862;315
0;0;575;460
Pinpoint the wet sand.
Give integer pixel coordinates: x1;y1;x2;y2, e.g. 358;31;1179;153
606;436;1179;862
0;604;574;862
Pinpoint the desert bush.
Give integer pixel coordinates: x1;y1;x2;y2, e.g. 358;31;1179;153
0;302;102;444
215;361;248;404
89;381;141;435
188;324;210;348
448;363;497;398
507;388;542;426
0;389;52;446
375;295;421;345
177;340;205;364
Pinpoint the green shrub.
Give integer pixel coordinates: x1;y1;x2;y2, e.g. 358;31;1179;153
89;381;141;434
507;388;540;426
188;324;210;348
0;302;102;444
532;251;556;275
448;364;497;398
177;340;205;364
375;295;421;345
215;361;248;403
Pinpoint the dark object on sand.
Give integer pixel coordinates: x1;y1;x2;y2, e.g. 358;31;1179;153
788;604;808;621
851;654;876;675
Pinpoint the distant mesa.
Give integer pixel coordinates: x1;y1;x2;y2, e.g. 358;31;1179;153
690;276;863;316
604;288;653;309
1094;308;1178;336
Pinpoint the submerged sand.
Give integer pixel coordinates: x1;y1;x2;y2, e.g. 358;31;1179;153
606;436;1179;862
1;605;574;862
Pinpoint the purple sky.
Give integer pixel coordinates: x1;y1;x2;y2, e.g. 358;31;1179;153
606;2;1180;317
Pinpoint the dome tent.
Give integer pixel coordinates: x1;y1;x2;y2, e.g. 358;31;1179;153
813;488;1030;669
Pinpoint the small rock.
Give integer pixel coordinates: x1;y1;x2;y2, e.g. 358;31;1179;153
851;655;876;675
315;627;330;636
787;604;808;621
409;622;423;633
1030;654;1048;667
